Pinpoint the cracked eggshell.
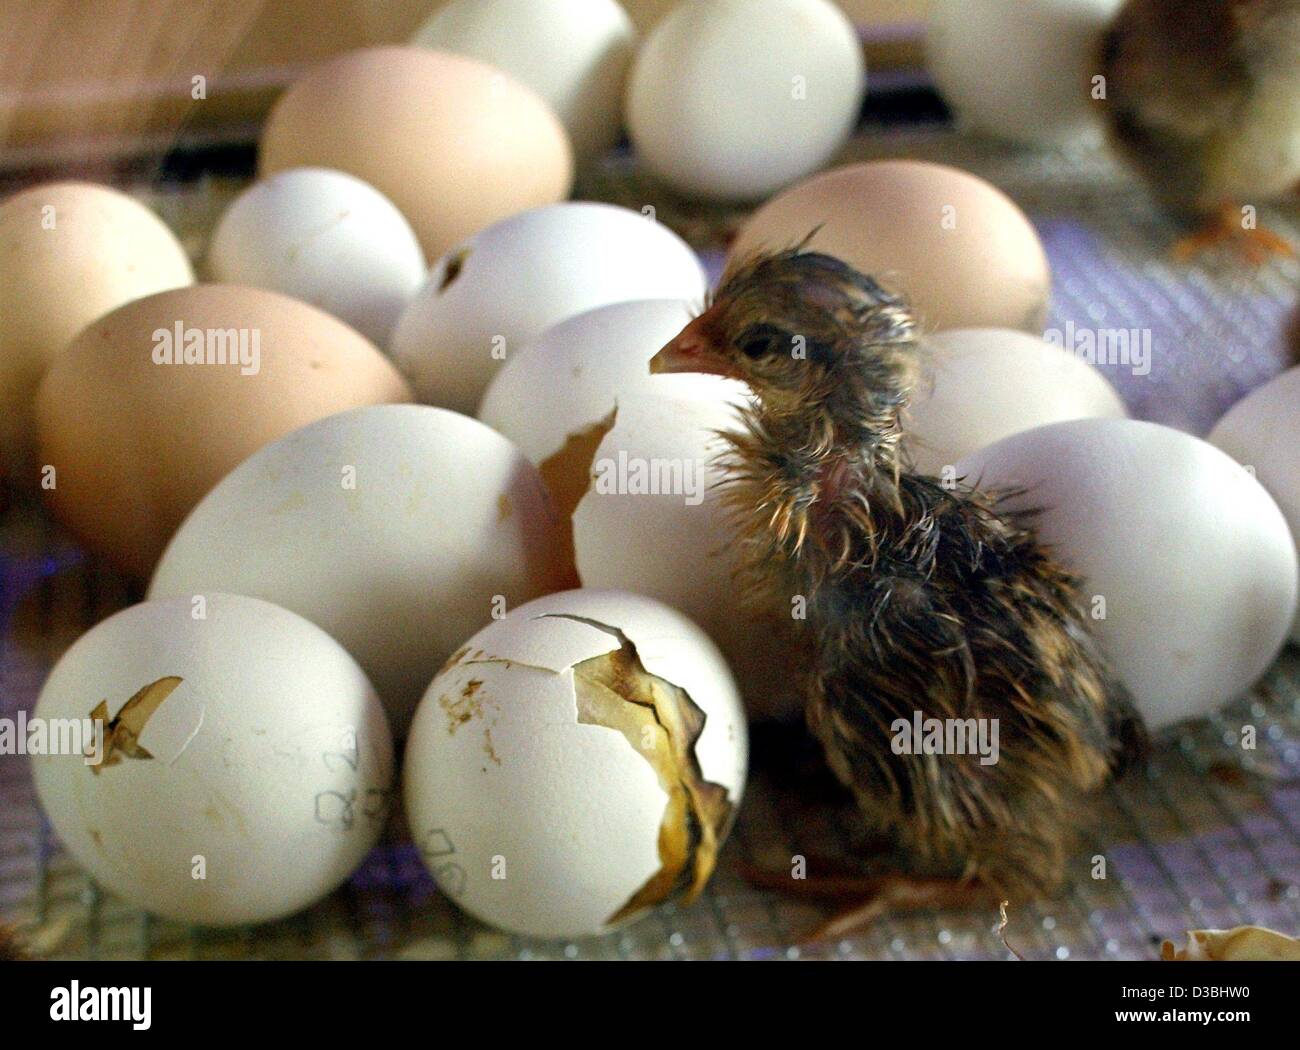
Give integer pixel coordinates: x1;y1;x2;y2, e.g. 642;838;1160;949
404;589;746;938
905;328;1127;475
30;594;394;927
206;167;426;347
149;405;574;735
1208;365;1300;642
570;391;804;720
478;298;749;466
390;202;709;414
957;418;1298;730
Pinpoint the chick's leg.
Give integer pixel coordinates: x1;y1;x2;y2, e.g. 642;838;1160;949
741;862;998;943
1173;202;1295;263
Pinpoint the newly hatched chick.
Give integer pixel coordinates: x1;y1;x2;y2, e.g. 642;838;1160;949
651;249;1145;935
1099;0;1300;260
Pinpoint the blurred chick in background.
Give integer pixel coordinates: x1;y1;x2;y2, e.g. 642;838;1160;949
651;249;1145;939
1099;0;1300;260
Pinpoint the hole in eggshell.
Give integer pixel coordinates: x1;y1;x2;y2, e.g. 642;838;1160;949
437;247;470;293
545;614;732;926
86;675;184;773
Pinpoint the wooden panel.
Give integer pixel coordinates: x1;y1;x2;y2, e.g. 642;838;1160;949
0;0;930;162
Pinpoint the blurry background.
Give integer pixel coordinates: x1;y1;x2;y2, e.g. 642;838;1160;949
0;0;924;163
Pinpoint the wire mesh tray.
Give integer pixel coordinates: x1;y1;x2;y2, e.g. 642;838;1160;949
2;127;1300;960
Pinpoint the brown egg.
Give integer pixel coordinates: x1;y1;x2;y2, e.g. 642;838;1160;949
36;284;413;577
729;160;1052;333
0;182;194;482
260;46;574;260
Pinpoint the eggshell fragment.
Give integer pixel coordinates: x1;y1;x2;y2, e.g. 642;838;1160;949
0;182;193;481
958;419;1298;729
730;161;1051;332
626;0;866;200
31;594;394;927
207;167;426;346
36;284;412;577
391;203;708;413
411;0;636;159
905;328;1127;475
404;589;746;938
1208;365;1300;641
150;405;573;734
260;47;574;259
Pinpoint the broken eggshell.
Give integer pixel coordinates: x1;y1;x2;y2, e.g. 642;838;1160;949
30;594;394;927
404;588;747;939
567;390;806;721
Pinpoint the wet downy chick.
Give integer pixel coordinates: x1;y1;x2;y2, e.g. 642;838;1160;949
651;249;1145;927
1099;0;1300;260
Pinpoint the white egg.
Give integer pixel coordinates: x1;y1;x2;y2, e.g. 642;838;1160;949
30;594;393;926
1208;366;1300;642
149;405;573;733
626;0;866;201
927;0;1122;147
906;328;1128;475
404;588;747;938
411;0;636;159
478;298;749;466
206;167;425;346
390;202;708;414
957;419;1297;730
568;390;803;720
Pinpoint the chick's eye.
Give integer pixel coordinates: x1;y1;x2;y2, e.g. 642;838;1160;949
737;323;785;359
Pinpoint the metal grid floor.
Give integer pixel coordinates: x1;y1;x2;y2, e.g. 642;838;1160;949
2;127;1300;960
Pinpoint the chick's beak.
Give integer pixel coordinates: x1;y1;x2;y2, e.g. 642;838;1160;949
649;316;736;378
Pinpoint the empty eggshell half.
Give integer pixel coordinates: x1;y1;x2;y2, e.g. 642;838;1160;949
391;202;709;414
905;328;1128;475
404;588;747;938
260;47;574;259
1208;365;1300;642
567;390;806;720
150;405;573;734
957;418;1298;729
0;182;194;481
730;160;1051;332
31;593;394;927
35;284;412;578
